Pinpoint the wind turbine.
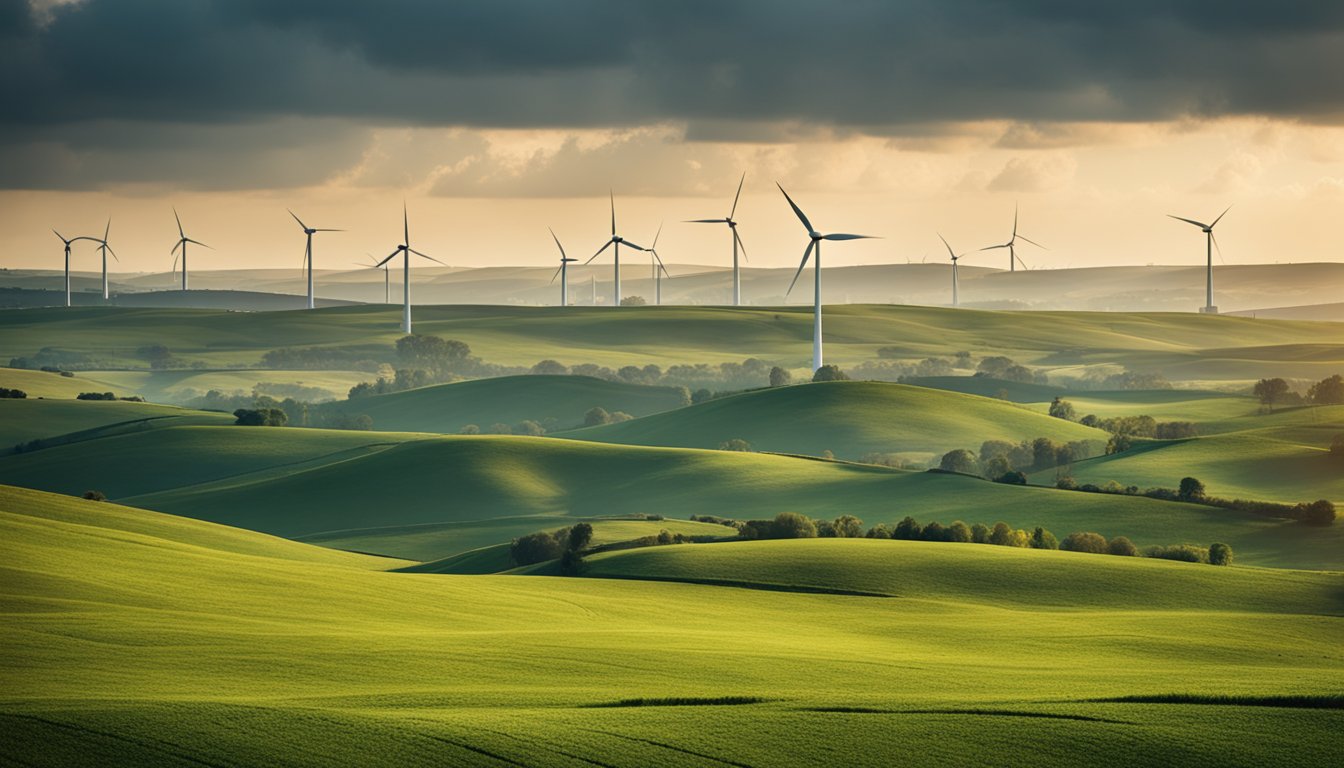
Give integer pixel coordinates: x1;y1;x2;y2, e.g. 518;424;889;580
89;219;118;300
646;223;671;305
548;227;576;307
938;233;966;308
358;255;391;304
170;208;211;291
778;183;877;372
1168;206;1231;314
288;209;343;310
980;204;1044;271
374;204;443;333
52;229;98;307
686;173;748;305
585;192;647;306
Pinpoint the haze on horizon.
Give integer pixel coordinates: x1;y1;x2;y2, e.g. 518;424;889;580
2;0;1343;274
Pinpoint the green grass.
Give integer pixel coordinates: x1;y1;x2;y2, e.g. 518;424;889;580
3;485;1341;767
76;368;372;403
563;380;1107;459
344;374;690;433
1;426;1337;568
0;366;125;399
3;304;1341;380
0;398;233;448
1024;389;1259;427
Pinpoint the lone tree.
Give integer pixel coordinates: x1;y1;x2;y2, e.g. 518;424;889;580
1297;499;1337;526
1048;397;1077;421
1208;542;1234;566
568;522;594;552
939;449;979;475
583;407;611;427
1253;378;1291;412
771;512;818;539
1177;476;1206;503
1308;374;1344;405
233;408;287;426
811;365;849;382
769;366;792;387
832;514;864;538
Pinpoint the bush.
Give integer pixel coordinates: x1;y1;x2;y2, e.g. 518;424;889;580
620;296;646;306
1060;531;1109;554
0;387;26;399
938;448;979;474
82;490;107;501
970;523;991;544
718;438;752;452
584;407;611;426
811;365;849;382
609;411;634;423
920;521;947;542
1048;397;1076;421
233;408;287;426
1107;536;1139;557
1297;499;1336;526
1209;542;1233;566
1145;544;1208;563
1055;476;1078;490
1178;477;1206;502
1030;527;1059;550
893;516;922;540
769;366;792;387
994;470;1027;485
771;512;818;539
947;521;973;543
988;522;1014;546
832;515;864;538
76;392;117;401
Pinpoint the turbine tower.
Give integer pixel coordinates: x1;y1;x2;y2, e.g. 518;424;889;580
646;223;671;305
585;192;647;306
686;172;748;305
1168;206;1231;314
52;229;98;307
170;208;211;291
548;228;576;307
938;233;966;308
89;219;118;300
777;183;877;372
374;204;443;333
980;204;1044;271
358;255;391;304
288;210;343;309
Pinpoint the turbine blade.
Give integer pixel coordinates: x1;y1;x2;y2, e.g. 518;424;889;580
822;233;876;241
734;229;748;263
785;240;815;298
403;202;409;246
103;218;111;241
684;219;728;223
171;253;179;273
610;190;616;236
622;241;647;252
173;207;184;237
730;172;745;219
1015;253;1029;271
549;227;567;259
410;248;443;265
776;183;814;233
107;245;119;263
171;239;183;254
1211;232;1226;264
651;221;663;250
374;251;398;267
312;228;344;232
549;263;565;284
288;209;306;230
1012;203;1018;238
1016;234;1047;250
938;233;956;260
978;243;1009;252
1167;214;1209;229
585;239;613;264
185;238;213;249
1210;205;1232;228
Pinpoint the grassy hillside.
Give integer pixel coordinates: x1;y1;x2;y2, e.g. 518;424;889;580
343;374;690;434
0;366;125;399
76;368;371;403
563;380;1106;459
2;304;1340;381
1;427;1337;568
0;398;232;448
3;485;1341;767
1025;389;1258;427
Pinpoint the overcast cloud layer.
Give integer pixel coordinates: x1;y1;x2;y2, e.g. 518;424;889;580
3;0;1344;190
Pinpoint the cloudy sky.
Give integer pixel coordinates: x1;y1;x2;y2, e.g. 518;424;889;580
2;0;1343;273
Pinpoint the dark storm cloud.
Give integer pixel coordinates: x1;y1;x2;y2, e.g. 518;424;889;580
1;0;1342;188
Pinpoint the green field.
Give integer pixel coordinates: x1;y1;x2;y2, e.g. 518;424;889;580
0;398;232;448
0;366;127;399
344;374;690;434
76;368;372;403
3;304;1341;381
3;485;1340;767
564;380;1106;459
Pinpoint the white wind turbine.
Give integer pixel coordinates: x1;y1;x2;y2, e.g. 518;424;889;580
170;208;211;291
288;209;343;309
585;192;647;306
548;228;577;307
686;173;748;305
646;223;671;305
52;229;99;307
357;254;391;304
88;219;118;300
938;233;967;308
979;204;1044;271
778;183;878;372
1168;206;1231;314
374;204;443;333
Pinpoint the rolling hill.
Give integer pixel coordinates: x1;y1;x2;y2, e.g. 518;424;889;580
562;380;1107;459
3;484;1340;767
0;398;233;448
340;374;690;433
1;426;1337;568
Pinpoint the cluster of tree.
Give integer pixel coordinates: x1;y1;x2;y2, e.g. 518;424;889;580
974;356;1049;385
1075;369;1173;391
347;368;451;398
188;389;364;429
532;357;780;393
769;366;792;387
737;512;823;540
8;348;102;371
938;437;1096;479
509;522;593;574
134;344;193;370
1309;374;1344;405
252;381;337;403
0;387;27;399
583;407;635;427
851;351;974;383
232;408;288;426
1057;475;1337;526
812;365;850;382
858;453;926;470
76;392;144;401
82;490;107;501
1256;375;1344;409
259;345;391;372
458;420;547;436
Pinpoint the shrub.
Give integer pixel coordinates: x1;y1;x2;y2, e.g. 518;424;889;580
920;521;947;542
1030;527;1059;550
1056;476;1078;490
233;408;287;426
1060;531;1109;554
608;411;634;423
584;407;611;426
893;516;922;540
769;366;792;387
947;521;973;543
0;387;26;399
82;490;106;501
1145;544;1208;563
994;470;1027;485
1048;397;1076;421
771;512;818;539
832;515;864;538
718;438;752;452
76;392;117;401
1178;477;1206;502
988;522;1014;546
1296;499;1336;526
938;448;979;474
811;365;849;382
1208;542;1233;566
970;523;991;544
1107;536;1139;557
